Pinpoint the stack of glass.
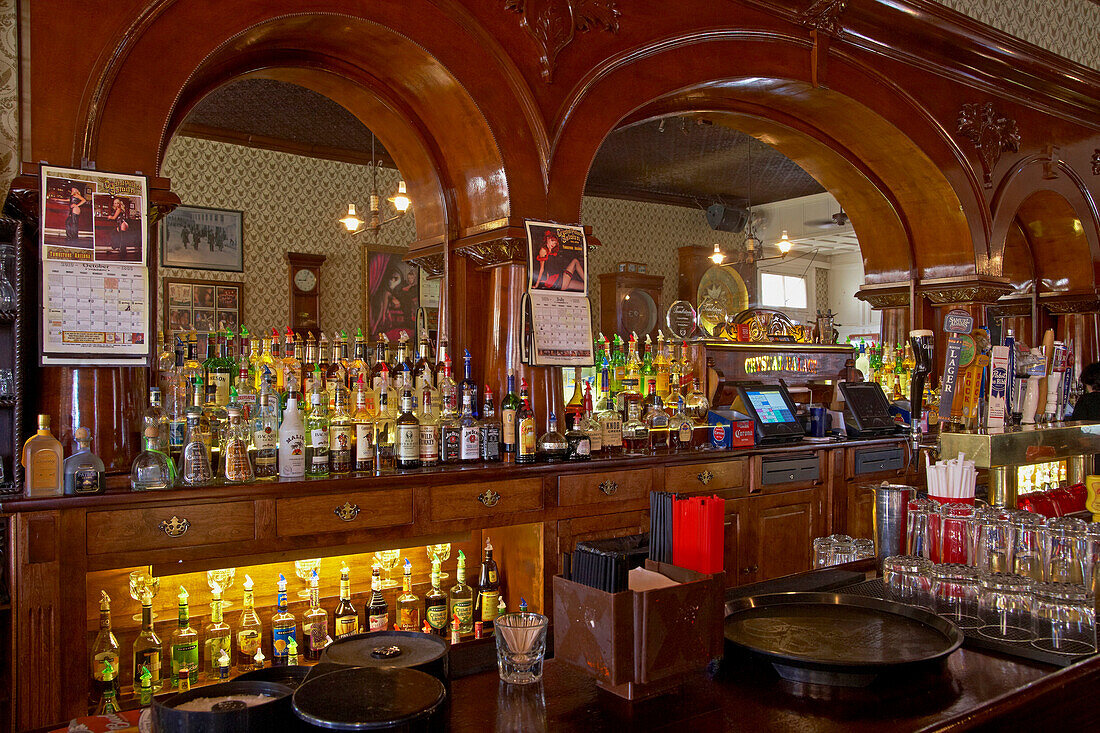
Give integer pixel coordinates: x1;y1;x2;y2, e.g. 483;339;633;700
812;534;875;568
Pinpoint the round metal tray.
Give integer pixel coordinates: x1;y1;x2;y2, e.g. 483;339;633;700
724;592;963;687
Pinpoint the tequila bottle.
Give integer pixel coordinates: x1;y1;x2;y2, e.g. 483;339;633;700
516;380;537;464
448;550;474;635
459;388;480;463
424;558;448;636
395;385;421;469
374;368;396;471
204;581;232;677
221;406;254;483
501;370;520;462
353;375;375;472
252;379;280;479
334;563;360;638
306;367;331;477
278;394;306;479
396;559;421;632
64;426;105;495
418;386;440;467
474;538;501;632
22;414;63;497
303;569;329;660
131;425;176;490
271;574;297;666
329;382;354;474
236;575;262;671
180;409;213;486
170;586;199;688
90;591;120;705
479;386;501;462
367;566;389;632
537;413;568;462
643;378;670;451
132;588;161;693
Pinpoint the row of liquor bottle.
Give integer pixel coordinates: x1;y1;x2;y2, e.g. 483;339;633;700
89;544;502;713
851;338;917;400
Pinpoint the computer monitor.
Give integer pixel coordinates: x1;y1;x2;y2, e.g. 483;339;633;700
730;382;805;444
838;381;899;436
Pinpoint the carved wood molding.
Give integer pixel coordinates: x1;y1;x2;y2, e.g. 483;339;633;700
855;283;909;309
1041;293;1100;314
407;251;445;278
799;0;847;34
504;0;621;83
920;279;1013;305
956;102;1021;188
455;236;527;269
985;298;1032;318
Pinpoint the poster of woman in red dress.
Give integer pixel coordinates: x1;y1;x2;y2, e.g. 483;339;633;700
525;221;587;294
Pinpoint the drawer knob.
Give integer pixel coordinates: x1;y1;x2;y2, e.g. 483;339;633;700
599;480;618;496
333;502;361;521
698;470;714;485
158;516;190;538
477;488;501;507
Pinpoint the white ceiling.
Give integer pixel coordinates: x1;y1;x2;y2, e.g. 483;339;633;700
753;192;860;256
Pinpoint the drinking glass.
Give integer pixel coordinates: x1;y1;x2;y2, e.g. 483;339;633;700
427;543;451;579
1045;517;1087;584
374;549;401;588
206;568;236;608
882;555;933;609
495;612;549;685
978;572;1035;641
294;559;322;599
128;568;161;621
931;563;981;629
826;534;853;566
1083;522;1100;596
937;503;974;566
813;537;832;568
1010;511;1047;581
972;517;1011;575
906;496;936;559
1032;582;1095;655
853;538;876;561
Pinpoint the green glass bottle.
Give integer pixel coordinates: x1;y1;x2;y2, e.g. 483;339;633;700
170;585;198;688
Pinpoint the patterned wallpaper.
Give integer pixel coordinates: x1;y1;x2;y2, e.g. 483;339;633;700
0;0;18;189
161;136;416;337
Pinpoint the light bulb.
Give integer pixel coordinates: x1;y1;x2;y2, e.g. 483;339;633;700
388;181;411;213
777;230;792;254
340;204;363;232
710;242;725;265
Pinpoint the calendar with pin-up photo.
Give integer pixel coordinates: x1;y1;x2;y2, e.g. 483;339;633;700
524;220;594;366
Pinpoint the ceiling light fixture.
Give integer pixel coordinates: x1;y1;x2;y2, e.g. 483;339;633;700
710;242;726;265
777;230;792;254
343;132;411;236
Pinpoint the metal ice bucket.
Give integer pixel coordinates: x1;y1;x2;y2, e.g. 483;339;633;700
867;482;917;562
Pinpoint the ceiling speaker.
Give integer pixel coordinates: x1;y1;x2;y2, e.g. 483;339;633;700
706;204;749;233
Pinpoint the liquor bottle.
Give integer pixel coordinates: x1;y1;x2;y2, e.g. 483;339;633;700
202;380;226;471
302;332;318;393
90;591;120;705
278;395;306;479
418;386;440;467
170;586;199;688
474;538;501;633
564;367;585;431
516;380;537;464
620;354;644;424
157;330;174;393
670;396;694;452
212;332;235;405
413;336;435;395
396;385;421;469
374;368;396;471
537;412;568;462
339;330;353;381
622;398;649;456
449;550;474;635
280;327;301;396
327;331;349;406
424;558;448;636
623;332;641;395
564;408;592;461
479;386;501;462
22;414;63;497
459;388;481;463
137;666;153;705
167;342;188;459
253;332;275;391
306;367;331;477
271;574;297;666
144;387;171;453
204;581;232;677
132;587;161;693
685;377;711;449
460;348;478;418
334;563;360;638
349;329;369;389
668;341;683;403
370;334;391;396
181;408;213;486
654;332;670;399
181;332;203;390
439;359;461;464
367;566;389;632
643;378;670;451
329;383;354;474
501;370;520;462
642;334;655;380
316;332;332;394
236;575;262;671
598;334;613;395
303;569;328;661
131;425;177;490
63;427;105;495
579;382;603;457
353;375;375;473
252;379;280;479
95;660;120;715
597;380;623;457
280;369;305;419
234;363;257;421
610;334;626;392
397;559;421;632
219;406;253;482
679;342;694;396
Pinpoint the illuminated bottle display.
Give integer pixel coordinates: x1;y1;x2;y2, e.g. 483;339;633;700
170;586;198;688
397;559;421;632
367;566;389;632
90;591;120;705
303;569;329;661
271;574;297;666
236;575;262;670
449;550;474;634
203;582;231;677
424;559;448;636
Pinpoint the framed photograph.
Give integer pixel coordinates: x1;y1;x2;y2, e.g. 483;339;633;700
366;246;419;342
163;277;244;336
160;205;244;272
525;220;588;295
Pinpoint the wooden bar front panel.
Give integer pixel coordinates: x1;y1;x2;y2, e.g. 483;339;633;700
557;468;652;506
275;489;413;537
85;501;257;554
429;478;544;521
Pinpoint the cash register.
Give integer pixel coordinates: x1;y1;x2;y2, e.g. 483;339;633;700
721;380;806;446
837;381;903;437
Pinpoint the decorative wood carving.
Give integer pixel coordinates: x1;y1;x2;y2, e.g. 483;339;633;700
407;251;445;278
504;0;621;82
855;284;909;309
1041;144;1059;181
1092;149;1100;175
986;298;1032;318
455;236;527;269
920;282;1013;305
956;102;1021;188
1041;294;1100;314
800;0;847;34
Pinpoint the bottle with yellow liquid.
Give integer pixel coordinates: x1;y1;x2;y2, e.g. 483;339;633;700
256;333;278;391
654;332;670;399
23;414;63;497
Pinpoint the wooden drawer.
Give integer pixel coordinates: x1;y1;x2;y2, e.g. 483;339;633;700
276;489;412;537
666;460;746;493
430;478;543;521
557;468;652;506
86;501;256;555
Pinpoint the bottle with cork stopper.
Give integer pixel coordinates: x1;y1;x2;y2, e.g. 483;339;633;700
131;425;177;491
64;426;105;495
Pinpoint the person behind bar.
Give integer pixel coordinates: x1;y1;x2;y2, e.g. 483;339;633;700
1070;362;1100;421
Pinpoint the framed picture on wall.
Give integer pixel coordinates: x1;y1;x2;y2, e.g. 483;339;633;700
163;277;245;336
160;205;244;272
365;246;419;342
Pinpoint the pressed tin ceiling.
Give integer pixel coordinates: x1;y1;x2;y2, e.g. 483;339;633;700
182;81;824;209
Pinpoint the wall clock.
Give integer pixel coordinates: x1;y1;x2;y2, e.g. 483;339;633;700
287;252;326;334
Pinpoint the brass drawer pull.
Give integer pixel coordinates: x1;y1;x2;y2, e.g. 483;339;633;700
333;502;361;521
599;480;618;496
698;470;714;485
477;488;501;507
158;516;190;538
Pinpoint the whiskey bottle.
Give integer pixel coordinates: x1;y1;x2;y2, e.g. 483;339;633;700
271;574;297;666
370;334;391;396
252;380;280;479
306;367;331;477
334;563;360;638
180;408;213;486
90;591;120;705
132;588;162;693
439;360;461;464
396;559;421;631
413;336;435;395
474;538;501;633
221;406;255;483
329;383;354;474
424;558;448;636
353;375;375;473
479;386;502;462
579;382;602;458
501;370;520;462
22;414;63;497
236;574;263;671
564;410;592;462
374;368;396;472
459;389;481;463
448;550;474;635
670;396;694;453
278;395;306;479
391;333;415;391
302;332;319;393
460;348;479;418
536;413;568;462
64;427;105;495
327;331;348;407
204;581;232;677
170;586;199;688
516;380;537;465
395;385;421;469
418;386;440;467
597;382;623;457
303;569;329;660
367;566;389;632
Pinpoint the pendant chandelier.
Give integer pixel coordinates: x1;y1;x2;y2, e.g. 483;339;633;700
340;132;411;235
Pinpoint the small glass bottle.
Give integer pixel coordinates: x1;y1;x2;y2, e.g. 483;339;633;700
459;389;481;463
334;563;360;638
132;588;161;693
180;408;213;486
131;425;177;491
374;368;396;472
252;379;280;479
395;385;421;469
221;406;254;483
204;581;232;677
418;386;440;467
537;412;568;462
397;558;421;631
303;569;329;661
90;591;120;706
22;414;63;497
564;411;591;462
329;383;354;474
64;426;105;495
479;386;502;462
448;550;474;635
622;399;649;456
367;566;389;632
643;378;669;451
170;586;199;689
670;396;694;453
270;574;297;666
424;558;448;636
278;395;306;479
516;379;537;464
306;368;331;477
236;575;262;671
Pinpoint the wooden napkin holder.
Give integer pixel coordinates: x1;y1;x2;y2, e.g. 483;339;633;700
552;560;725;700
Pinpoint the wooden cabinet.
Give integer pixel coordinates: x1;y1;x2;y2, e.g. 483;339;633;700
752;489;821;582
557;468;651;506
722;497;752;585
666;459;746;494
846;483;876;541
556;510;649;570
276;489;412;537
429;478;543;521
86;500;257;555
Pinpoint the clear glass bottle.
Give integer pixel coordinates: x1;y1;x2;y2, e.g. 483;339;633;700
374;369;396;472
281;328;302;396
501;370;520;462
334;563;360;638
131;425;177;491
516;380;537;464
460;348;478;418
234;362;257;422
684;376;711;449
578;382;602;458
144;387;170;454
597;381;623;457
221;406;254;483
252;379;280;479
367;566;389;632
448;550;474;635
303;569;329;661
170;586;199;688
167;340;188;462
210;332;234;406
459;388;481;463
414;337;435;396
479;386;502;462
132;587;161;693
643;378;669;451
306;367;331;477
90;591;120;706
63;426;105;495
395;385;421;469
418;386;440;467
203;581;231;678
397;558;421;632
537;412;568;462
180;408;213;486
349;329;369;390
622;399;649;456
327;331;349;408
424;558;448;636
236;575;262;671
271;574;297;666
370;334;391;398
670;396;694;453
278;395;306;479
181;332;204;392
329;382;354;474
440;360;461;464
564;410;591;462
201;379;226;472
353;375;375;473
22;414;63;497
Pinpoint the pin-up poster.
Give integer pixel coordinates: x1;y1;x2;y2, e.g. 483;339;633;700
523;220;593;367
